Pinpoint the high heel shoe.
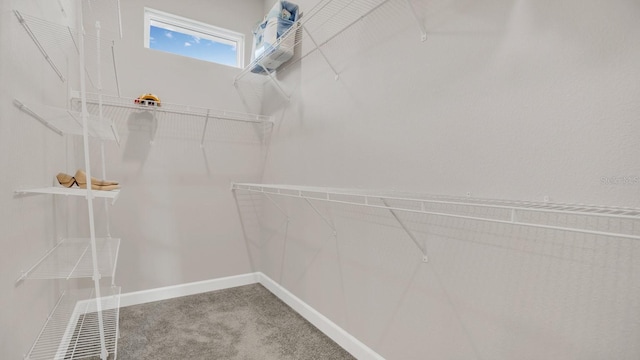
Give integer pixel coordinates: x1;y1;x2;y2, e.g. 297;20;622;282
74;169;119;187
56;173;77;187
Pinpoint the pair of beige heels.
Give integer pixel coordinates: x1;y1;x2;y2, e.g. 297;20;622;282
56;170;120;191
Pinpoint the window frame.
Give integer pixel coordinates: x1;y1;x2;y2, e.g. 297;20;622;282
143;7;245;68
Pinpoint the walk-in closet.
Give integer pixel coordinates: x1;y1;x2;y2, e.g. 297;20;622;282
1;0;639;359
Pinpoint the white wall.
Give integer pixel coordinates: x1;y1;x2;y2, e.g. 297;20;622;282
105;0;266;292
246;0;640;359
262;0;640;207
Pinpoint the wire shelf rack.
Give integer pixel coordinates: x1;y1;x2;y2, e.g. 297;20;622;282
15;4;124;360
13;10;120;94
75;92;273;124
233;0;427;101
14;99;119;142
24;286;120;360
17;238;120;283
14;187;121;203
70;92;274;146
232;183;640;241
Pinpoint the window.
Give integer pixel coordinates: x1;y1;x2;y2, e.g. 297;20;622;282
144;8;244;68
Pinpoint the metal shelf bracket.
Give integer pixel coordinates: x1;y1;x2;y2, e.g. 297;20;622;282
381;198;428;262
264;193;290;221
304;197;337;237
259;64;291;101
14;10;66;82
302;25;340;80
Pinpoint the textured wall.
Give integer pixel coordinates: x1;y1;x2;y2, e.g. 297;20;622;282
246;0;640;358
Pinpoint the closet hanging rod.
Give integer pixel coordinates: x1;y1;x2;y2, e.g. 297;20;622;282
231;183;640;241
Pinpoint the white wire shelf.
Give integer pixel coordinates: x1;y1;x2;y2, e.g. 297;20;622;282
14;99;119;142
13;10;120;94
71;92;274;146
233;0;427;100
14;187;121;203
73;92;274;124
24;286;120;360
17;238;120;283
232;183;640;241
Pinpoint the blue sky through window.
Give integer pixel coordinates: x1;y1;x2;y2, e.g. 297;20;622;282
149;25;237;67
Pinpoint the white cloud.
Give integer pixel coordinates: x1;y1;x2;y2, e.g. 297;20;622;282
165;31;173;39
184;42;192;47
192;36;201;44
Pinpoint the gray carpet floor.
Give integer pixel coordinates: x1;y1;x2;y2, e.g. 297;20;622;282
115;283;356;359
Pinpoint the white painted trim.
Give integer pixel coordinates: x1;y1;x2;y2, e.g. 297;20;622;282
118;272;260;308
257;273;386;360
87;272;384;360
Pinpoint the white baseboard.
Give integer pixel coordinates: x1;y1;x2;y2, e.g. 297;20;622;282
118;272;260;308
87;272;384;360
257;273;385;360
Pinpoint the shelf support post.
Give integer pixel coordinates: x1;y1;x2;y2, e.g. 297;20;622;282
381;198;428;262
302;25;339;80
200;110;210;148
78;5;108;357
405;0;427;41
96;21;113;239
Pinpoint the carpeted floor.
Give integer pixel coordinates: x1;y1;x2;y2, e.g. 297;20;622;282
116;283;356;359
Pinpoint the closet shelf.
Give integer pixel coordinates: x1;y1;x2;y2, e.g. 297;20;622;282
24;286;120;360
71;92;274;146
14;100;119;142
73;92;274;124
14;187;121;203
232;183;640;240
13;10;120;92
234;0;427;100
16;4;124;359
17;238;120;283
